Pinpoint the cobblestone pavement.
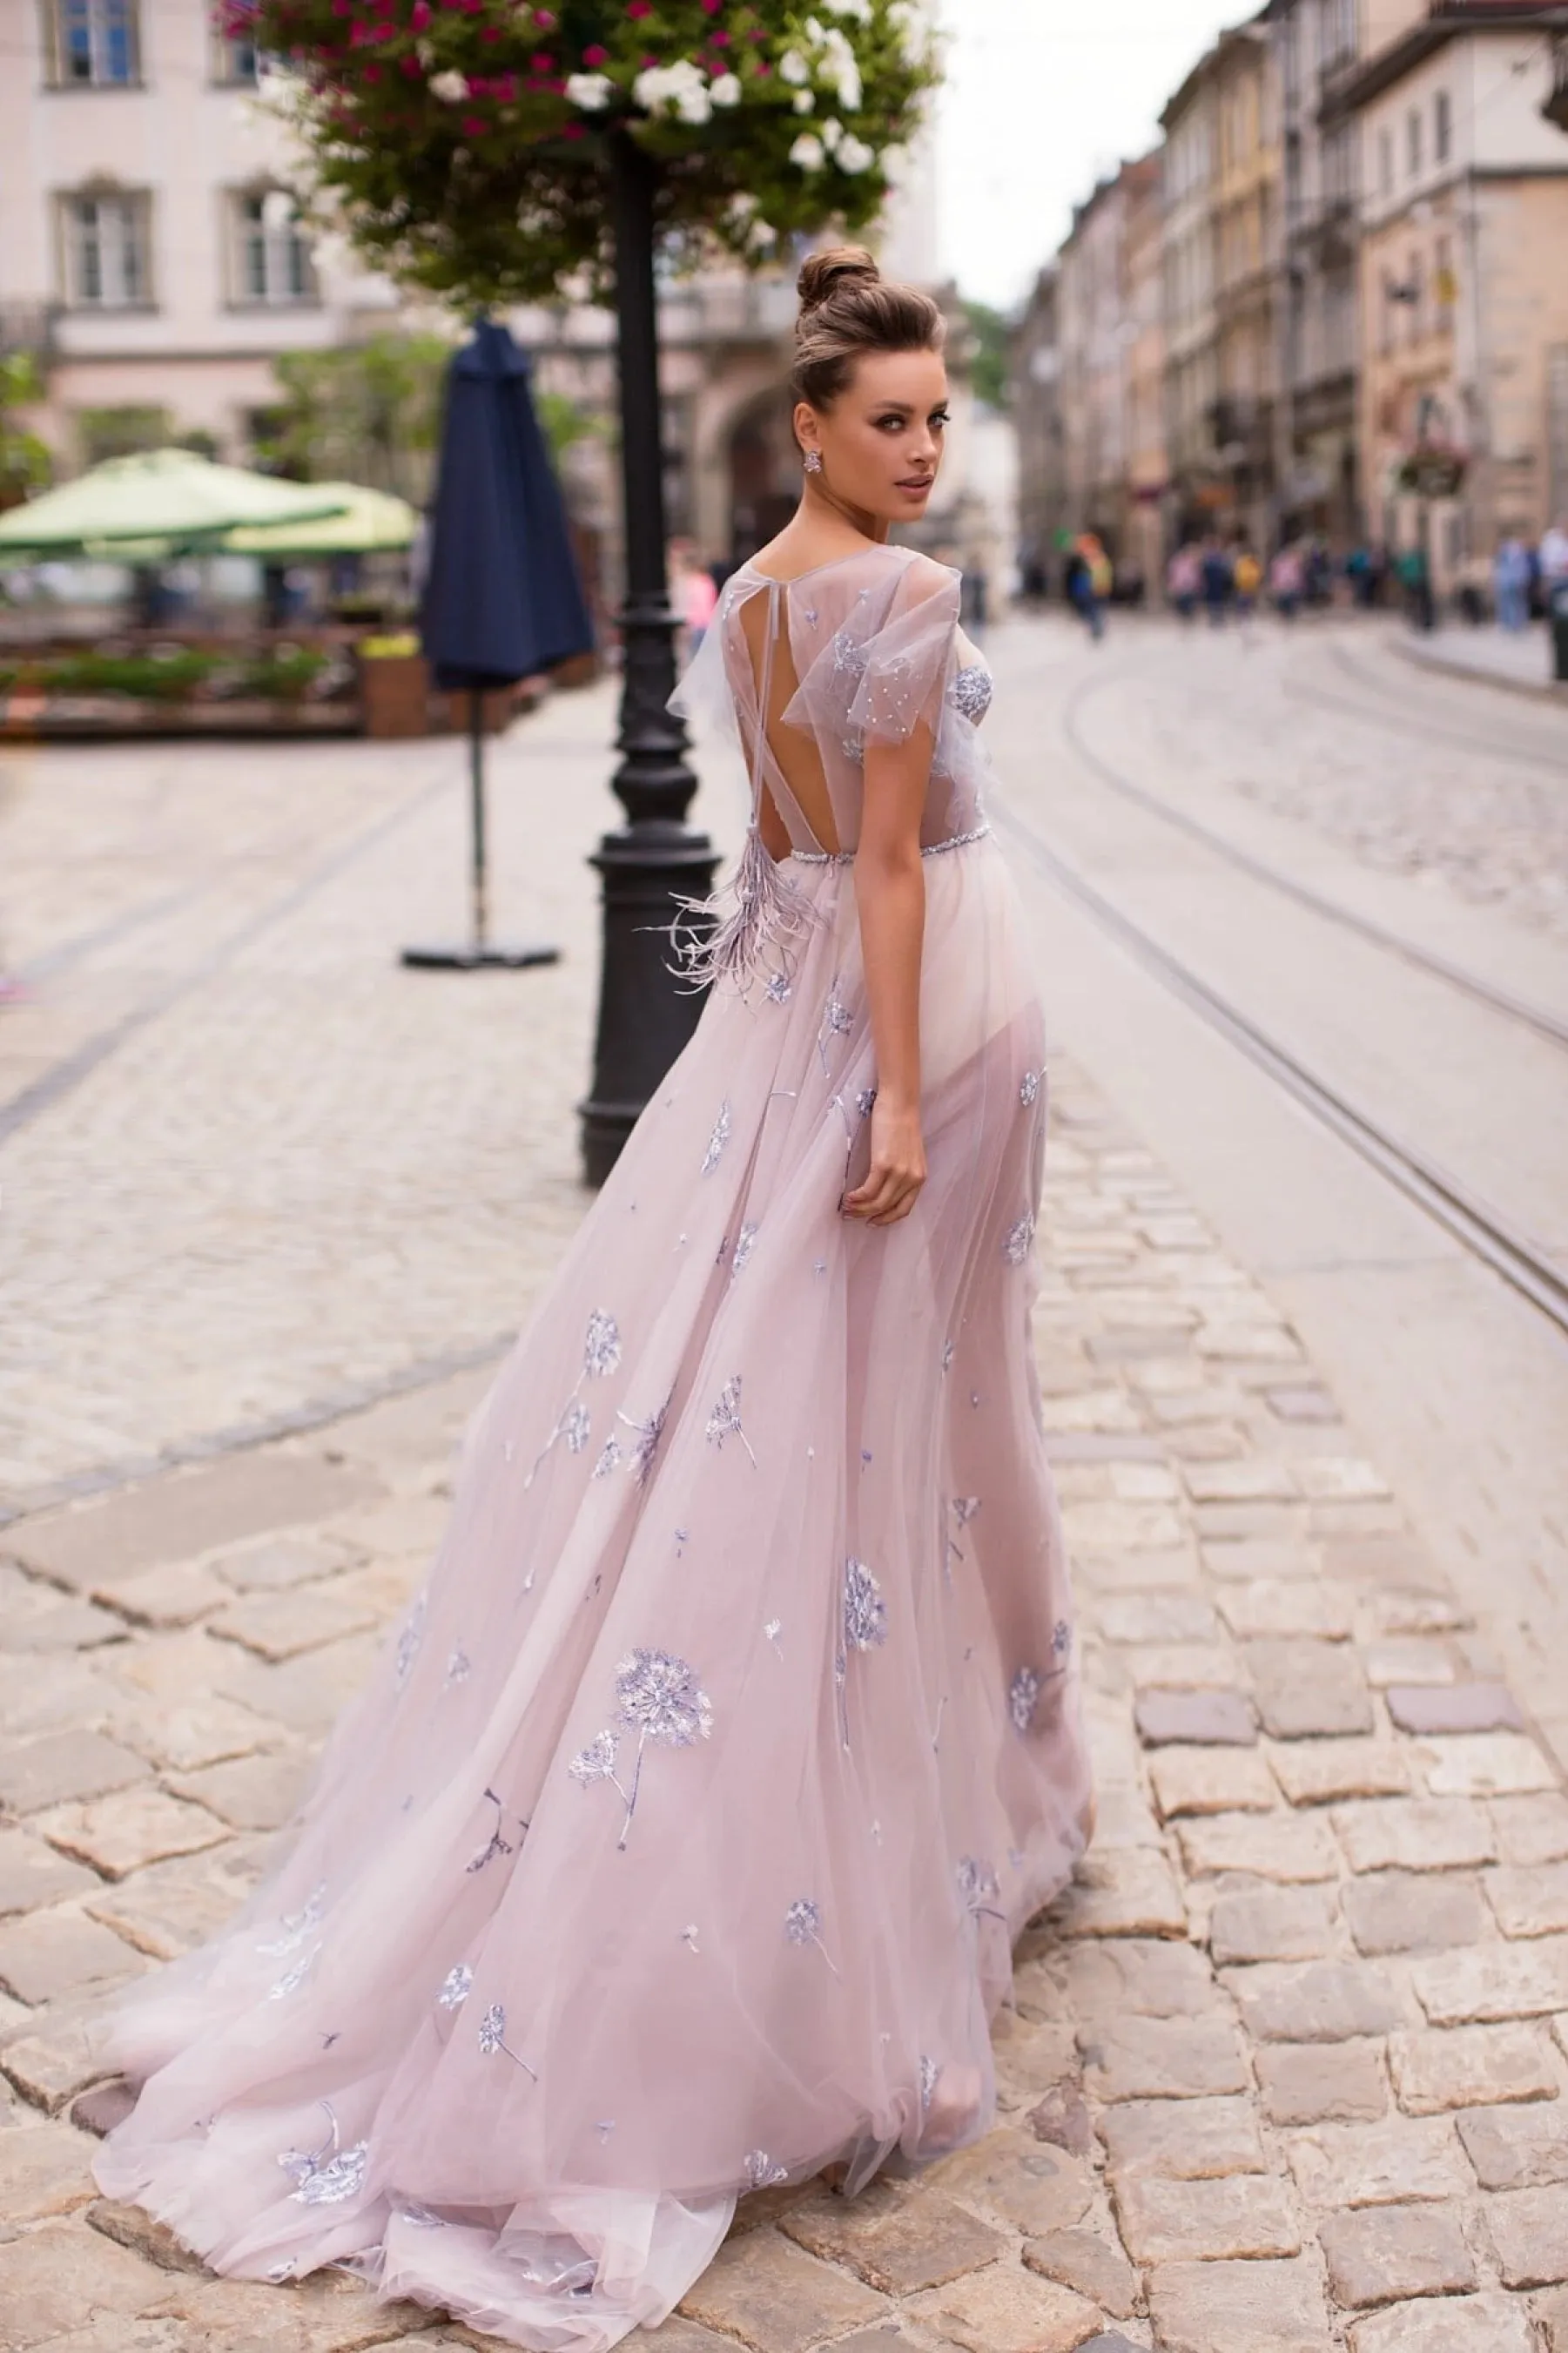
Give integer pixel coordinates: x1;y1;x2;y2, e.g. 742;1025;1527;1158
3;676;1567;2350
3;1048;1567;2350
1065;618;1568;941
0;690;622;1508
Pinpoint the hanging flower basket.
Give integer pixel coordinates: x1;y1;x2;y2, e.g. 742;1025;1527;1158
225;1;939;310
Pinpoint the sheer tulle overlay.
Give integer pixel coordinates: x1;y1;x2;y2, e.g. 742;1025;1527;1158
94;546;1093;2351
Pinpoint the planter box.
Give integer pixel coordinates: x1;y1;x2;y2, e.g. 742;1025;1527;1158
360;650;431;739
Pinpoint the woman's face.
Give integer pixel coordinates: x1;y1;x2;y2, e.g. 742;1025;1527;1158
795;348;949;528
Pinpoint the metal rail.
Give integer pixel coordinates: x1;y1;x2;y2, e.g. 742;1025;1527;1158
995;801;1568;1339
1060;669;1568;1054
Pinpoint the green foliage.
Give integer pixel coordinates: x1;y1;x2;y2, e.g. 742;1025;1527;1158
7;644;333;705
535;389;607;462
0;354;51;505
254;333;451;496
960;299;1011;414
230;1;939;312
77;406;172;464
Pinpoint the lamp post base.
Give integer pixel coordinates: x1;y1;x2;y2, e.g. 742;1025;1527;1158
400;943;561;971
578;822;714;1187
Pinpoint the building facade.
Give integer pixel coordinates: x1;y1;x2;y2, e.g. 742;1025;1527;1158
1011;266;1066;589
1052;153;1165;582
1332;1;1568;583
1210;18;1284;550
1161;48;1223;543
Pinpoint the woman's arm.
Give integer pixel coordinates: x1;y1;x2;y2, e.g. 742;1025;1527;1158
842;719;931;1229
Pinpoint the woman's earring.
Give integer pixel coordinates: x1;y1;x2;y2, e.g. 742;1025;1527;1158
803;450;823;475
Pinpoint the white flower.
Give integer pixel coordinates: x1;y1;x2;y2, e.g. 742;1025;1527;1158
821;117;843;151
836;133;876;174
793;88;816;113
428;69;468;103
779;48;811;86
888;0;931;64
790;133;825;171
804;13;826;39
748;219;779;252
726;190;757;221
825;0;872;19
564;72;613;111
710;72;741;107
676;85;712;124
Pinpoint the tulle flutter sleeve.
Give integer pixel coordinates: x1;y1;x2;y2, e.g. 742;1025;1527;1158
780;553;961;766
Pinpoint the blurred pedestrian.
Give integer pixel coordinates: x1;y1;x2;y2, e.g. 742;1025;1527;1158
1067;534;1108;642
1201;536;1232;627
673;540;718;657
1493;535;1531;634
1397;543;1435;632
1345;543;1374;609
1233;546;1262;619
1542;516;1568;591
1168;542;1201;620
1269;543;1304;622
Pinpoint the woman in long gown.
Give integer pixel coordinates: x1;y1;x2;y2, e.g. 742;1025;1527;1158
93;247;1093;2351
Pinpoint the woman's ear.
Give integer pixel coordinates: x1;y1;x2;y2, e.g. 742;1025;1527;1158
793;401;820;461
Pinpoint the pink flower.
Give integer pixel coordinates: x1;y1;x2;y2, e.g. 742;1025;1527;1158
362;58;381;78
534;6;556;23
582;43;608;64
479;22;500;35
702;0;722;12
562;118;585;138
627;0;651;17
331;0;349;15
461;111;487;132
710;30;730;46
410;0;430;23
400;51;420;72
531;50;554;68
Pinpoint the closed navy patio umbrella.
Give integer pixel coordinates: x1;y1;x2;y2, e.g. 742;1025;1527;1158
404;320;595;971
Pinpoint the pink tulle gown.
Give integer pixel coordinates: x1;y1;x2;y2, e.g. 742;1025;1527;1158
95;542;1093;2350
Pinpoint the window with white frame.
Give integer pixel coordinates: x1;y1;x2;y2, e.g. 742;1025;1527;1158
1378;127;1393;199
212;29;259;84
231;190;316;307
48;0;140;87
1435;89;1451;165
1407;105;1423;178
61;190;151;307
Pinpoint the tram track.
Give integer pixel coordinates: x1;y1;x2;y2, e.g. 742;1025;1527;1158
1279;637;1568;779
1059;662;1568;1054
994;794;1568;1339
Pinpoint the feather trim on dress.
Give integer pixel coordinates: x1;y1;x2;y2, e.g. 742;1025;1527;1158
669;824;819;995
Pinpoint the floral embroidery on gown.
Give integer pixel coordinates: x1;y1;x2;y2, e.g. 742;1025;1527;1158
93;542;1093;2352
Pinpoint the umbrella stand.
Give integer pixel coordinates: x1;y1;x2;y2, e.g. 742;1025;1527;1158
400;687;561;972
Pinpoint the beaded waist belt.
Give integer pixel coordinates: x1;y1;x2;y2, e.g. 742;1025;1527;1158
790;820;992;866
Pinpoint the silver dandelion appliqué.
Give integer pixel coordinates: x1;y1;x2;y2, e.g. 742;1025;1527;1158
941;1338;955;1373
279;2102;369;2208
1004;1212;1036;1267
958;1856;1006;1925
445;1646;472;1689
784;1896;841;1979
1010;1666;1042;1734
1020;1068;1041;1109
745;2150;790;2189
394;1595;427;1690
856;1085;878;1119
478;2001;538;2078
256;1882;326;1959
765;972;792;1005
437;1964;474;2011
561;1400;591;1455
466;1786;519;1874
617;1394;670;1486
843;1558;888;1653
593;1436;623;1480
1053;1618;1073;1659
705;1375;757;1466
268;1946;320;2000
573;1651;713;1849
919;2054;941;2114
583;1309;622;1379
701;1100;733;1177
730;1223;759;1280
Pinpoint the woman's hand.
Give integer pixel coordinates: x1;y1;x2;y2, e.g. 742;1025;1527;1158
843;1096;926;1227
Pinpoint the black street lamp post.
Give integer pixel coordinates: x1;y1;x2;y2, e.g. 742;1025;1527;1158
578;131;717;1187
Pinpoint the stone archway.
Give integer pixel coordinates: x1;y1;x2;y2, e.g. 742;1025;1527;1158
723;384;798;570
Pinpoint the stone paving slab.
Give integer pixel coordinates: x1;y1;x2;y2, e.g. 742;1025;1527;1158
0;1061;1564;2347
3;712;1567;2344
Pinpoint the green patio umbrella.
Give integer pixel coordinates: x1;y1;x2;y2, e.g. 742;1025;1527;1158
0;450;347;556
220;482;416;560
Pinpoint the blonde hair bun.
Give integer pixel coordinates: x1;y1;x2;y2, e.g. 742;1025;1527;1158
796;246;882;317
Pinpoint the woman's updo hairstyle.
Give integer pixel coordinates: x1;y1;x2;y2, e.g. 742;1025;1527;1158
791;245;946;415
